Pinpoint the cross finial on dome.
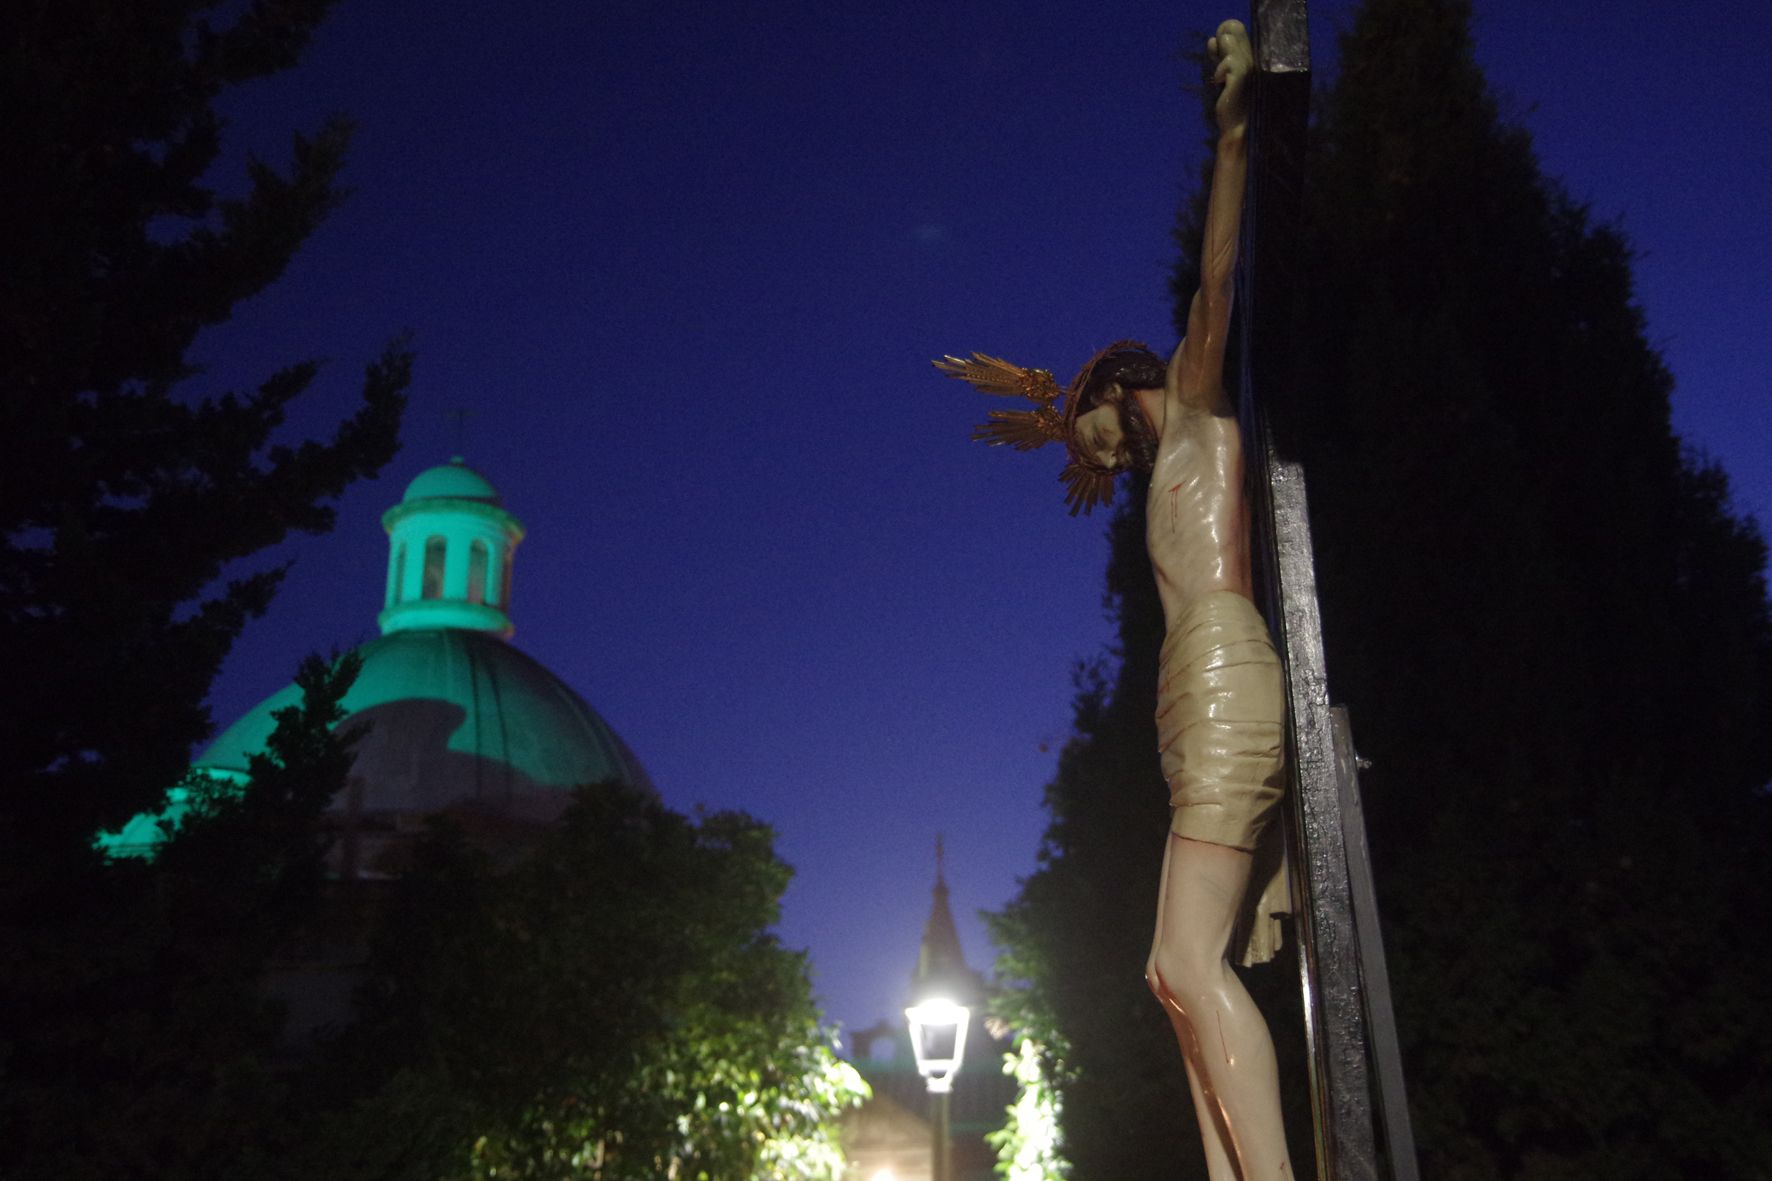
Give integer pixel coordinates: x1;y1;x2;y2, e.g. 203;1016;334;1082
446;407;475;458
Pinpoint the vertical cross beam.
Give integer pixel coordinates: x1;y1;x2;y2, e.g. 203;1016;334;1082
1233;4;1413;1179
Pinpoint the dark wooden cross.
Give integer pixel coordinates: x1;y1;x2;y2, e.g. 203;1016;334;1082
1236;3;1419;1178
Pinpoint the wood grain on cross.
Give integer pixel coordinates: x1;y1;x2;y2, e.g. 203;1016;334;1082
1235;2;1419;1178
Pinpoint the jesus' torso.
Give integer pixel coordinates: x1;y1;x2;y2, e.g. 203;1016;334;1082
1139;392;1254;630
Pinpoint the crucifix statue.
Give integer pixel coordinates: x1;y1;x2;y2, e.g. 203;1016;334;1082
937;20;1296;1179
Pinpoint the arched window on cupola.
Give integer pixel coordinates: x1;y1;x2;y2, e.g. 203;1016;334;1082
422;536;446;600
392;541;408;604
468;540;489;605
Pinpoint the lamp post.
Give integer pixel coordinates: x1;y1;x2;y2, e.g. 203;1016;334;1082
906;995;970;1181
905;837;979;1181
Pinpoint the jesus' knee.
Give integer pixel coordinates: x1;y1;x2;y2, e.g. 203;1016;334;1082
1144;951;1165;1002
1146;939;1227;1014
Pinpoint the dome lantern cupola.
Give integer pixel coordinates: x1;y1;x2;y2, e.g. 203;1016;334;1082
99;454;653;865
378;456;525;639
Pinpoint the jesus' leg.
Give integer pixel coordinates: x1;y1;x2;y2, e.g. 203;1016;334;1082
1148;832;1241;1181
1147;833;1295;1180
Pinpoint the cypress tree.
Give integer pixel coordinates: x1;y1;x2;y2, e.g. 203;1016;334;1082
0;0;410;877
1;2;410;1172
1298;2;1772;1174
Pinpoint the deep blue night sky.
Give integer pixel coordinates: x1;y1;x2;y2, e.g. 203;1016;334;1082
190;0;1771;1038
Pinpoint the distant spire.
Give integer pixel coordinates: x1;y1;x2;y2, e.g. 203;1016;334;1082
911;833;981;1006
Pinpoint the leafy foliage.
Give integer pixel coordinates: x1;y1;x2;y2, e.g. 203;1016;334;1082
0;652;365;1178
988;1036;1071;1181
994;0;1772;1177
287;786;866;1181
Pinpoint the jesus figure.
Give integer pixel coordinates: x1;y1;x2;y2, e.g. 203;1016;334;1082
939;20;1295;1179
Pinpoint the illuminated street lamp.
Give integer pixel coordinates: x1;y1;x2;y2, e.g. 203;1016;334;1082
906;994;970;1181
905;995;971;1094
905;838;981;1181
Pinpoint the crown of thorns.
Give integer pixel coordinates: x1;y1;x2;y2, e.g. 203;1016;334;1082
933;340;1147;516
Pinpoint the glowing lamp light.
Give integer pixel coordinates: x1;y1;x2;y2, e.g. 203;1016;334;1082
904;995;972;1095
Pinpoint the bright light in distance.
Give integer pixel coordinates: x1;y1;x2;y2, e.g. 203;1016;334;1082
868;1170;898;1181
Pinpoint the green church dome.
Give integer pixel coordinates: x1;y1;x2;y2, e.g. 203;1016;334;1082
401;456;502;503
99;456;650;864
197;628;653;820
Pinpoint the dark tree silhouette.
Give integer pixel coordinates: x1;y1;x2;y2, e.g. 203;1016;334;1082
0;0;409;875
2;653;367;1177
1294;3;1772;1175
1;1;407;1173
993;0;1771;1176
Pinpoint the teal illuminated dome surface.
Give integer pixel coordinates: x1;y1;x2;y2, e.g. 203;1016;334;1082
102;457;652;863
195;630;653;820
